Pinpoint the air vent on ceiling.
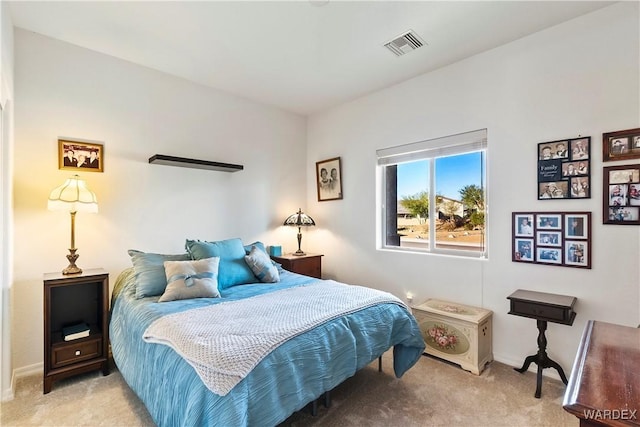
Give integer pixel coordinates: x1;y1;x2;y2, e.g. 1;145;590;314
384;30;425;57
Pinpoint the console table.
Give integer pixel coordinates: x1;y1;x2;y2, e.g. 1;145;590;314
563;321;640;427
507;289;577;398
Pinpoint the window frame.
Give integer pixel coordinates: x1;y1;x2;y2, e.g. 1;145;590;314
377;129;488;259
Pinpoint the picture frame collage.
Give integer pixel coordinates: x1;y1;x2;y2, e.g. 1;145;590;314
603;164;640;225
537;137;590;200
512;212;591;269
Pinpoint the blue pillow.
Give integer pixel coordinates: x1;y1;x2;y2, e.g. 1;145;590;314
245;246;280;283
244;241;267;255
186;238;258;289
128;249;191;299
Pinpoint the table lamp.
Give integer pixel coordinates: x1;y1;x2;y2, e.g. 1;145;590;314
283;208;315;256
48;174;98;274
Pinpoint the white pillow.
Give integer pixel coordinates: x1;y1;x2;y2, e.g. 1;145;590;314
159;257;221;302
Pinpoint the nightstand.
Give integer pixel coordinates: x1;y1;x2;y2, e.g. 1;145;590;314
43;268;110;394
271;253;323;278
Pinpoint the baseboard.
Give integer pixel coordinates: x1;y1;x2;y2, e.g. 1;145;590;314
13;362;43;379
2;362;43;401
1;378;14;402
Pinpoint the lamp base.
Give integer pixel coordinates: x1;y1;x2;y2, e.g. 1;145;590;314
293;250;306;256
62;248;83;275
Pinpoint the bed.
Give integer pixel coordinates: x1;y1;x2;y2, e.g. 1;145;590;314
109;242;425;427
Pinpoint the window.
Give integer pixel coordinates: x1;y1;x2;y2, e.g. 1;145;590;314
377;129;487;258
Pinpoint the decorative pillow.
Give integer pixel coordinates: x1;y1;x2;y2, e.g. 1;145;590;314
128;249;191;299
244;245;280;283
186;238;258;289
244;241;267;255
158;257;221;302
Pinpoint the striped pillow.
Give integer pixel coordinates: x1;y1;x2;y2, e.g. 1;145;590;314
244;245;280;283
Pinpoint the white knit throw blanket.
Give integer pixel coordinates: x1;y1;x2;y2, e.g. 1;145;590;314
143;281;405;396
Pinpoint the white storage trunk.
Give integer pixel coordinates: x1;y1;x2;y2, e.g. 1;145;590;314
411;299;493;375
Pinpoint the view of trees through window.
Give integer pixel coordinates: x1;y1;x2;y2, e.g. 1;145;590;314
393;151;486;254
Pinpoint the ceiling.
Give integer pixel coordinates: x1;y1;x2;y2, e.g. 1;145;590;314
8;1;614;115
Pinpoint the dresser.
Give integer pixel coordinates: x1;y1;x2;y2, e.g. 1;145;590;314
563;320;640;426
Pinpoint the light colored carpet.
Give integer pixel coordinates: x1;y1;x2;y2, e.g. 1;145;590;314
1;353;577;426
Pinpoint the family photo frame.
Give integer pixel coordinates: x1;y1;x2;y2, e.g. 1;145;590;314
316;157;343;202
512;211;591;269
602;128;640;162
603;164;640;225
537;137;590;200
58;139;104;172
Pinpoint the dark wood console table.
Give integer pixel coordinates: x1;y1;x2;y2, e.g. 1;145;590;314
563;320;640;427
507;289;577;398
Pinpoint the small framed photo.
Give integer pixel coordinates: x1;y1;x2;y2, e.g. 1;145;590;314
570;138;590;161
536;214;561;230
536;231;561;247
514;239;534;262
608;206;640;222
565;241;589;267
565;214;588;239
536;247;562;264
603;128;640;161
316;157;342;202
603;164;640;225
58;139;104;172
569;177;590;198
538;181;569;199
514;214;534;237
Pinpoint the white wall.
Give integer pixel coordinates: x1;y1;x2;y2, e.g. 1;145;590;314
307;2;640;374
12;30;307;371
0;0;15;401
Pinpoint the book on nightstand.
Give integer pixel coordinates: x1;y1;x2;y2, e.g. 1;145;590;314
62;323;90;341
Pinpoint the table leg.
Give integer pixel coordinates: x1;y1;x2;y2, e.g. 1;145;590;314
514;319;568;398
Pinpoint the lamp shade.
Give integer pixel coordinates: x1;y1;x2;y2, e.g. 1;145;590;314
48;175;98;213
283;208;315;227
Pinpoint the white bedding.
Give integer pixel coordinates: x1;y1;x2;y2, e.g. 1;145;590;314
143;280;405;396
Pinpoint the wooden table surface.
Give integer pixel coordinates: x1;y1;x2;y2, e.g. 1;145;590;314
563;320;640;426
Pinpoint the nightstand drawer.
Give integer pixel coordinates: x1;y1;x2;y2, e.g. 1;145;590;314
51;336;102;369
510;300;567;323
292;257;321;278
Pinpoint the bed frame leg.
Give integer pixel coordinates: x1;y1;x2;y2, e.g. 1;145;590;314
323;391;331;408
310;399;318;416
378;355;382;372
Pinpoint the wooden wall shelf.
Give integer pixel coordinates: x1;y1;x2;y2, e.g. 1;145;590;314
148;154;243;172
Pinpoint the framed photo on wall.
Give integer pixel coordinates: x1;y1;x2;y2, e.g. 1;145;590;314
58;139;104;172
603;164;640;225
316;157;342;201
602;128;640;162
512;211;591;269
537;137;590;200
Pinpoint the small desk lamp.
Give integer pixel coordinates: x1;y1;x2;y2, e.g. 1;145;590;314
283;208;315;256
48;175;98;274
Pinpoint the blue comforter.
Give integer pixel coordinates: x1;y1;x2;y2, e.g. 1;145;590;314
110;268;425;426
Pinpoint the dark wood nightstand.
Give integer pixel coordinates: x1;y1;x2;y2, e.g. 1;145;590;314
507;289;577;398
271;253;323;278
43;268;110;394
